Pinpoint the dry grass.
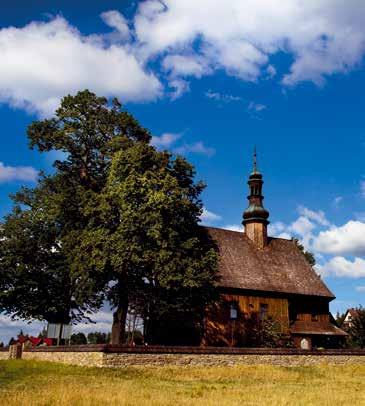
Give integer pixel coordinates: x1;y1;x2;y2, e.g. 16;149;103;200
1;360;365;405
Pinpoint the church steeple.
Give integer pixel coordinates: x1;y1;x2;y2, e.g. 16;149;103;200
242;148;270;249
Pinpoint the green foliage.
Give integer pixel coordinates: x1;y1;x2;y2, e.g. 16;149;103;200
245;315;282;348
0;177;103;323
87;332;110;344
70;333;87;345
347;306;365;348
293;238;316;266
127;330;144;345
27;90;151;192
260;317;282;348
83;141;219;343
0;90;151;325
0;89;219;344
335;311;346;326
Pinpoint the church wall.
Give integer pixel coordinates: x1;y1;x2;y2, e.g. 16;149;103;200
288;297;330;323
203;293;289;347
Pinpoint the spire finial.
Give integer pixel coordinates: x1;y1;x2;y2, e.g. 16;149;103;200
253;146;258;173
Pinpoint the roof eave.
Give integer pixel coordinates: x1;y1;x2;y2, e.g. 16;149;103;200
218;285;335;300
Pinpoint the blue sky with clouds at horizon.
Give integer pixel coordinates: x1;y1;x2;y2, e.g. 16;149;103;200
0;0;365;343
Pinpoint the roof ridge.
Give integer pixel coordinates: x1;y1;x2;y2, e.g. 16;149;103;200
203;226;292;241
206;226;335;299
202;225;244;234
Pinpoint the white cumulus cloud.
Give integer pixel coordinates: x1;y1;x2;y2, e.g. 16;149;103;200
0;16;161;116
151;132;214;156
314;221;365;256
200;208;222;224
162;54;210;78
205;90;242;103
2;3;365;112
174;141;215;156
268;221;292;240
223;224;244;233
248;102;267;113
151;132;182;148
289;216;315;237
0;162;37;183
298;206;330;226
134;0;365;89
101;10;130;40
319;257;365;279
0;315;45;345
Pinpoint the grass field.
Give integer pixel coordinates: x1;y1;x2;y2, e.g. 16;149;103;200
1;360;365;405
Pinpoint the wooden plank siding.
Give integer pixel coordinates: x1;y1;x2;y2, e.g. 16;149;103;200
296;313;329;323
203;294;289;347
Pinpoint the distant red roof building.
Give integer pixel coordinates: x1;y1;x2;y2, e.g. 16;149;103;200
342;308;359;329
12;335;53;347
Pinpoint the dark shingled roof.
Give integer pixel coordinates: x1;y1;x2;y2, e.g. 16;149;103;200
206;227;334;299
290;320;348;336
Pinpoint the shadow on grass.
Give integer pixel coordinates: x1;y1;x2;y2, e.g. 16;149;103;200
0;360;147;390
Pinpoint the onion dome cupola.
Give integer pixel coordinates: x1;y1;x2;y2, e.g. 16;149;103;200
242;148;270;248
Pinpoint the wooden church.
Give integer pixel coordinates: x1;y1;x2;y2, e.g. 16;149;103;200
202;152;347;349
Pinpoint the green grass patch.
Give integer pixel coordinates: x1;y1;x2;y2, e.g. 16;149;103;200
1;360;365;405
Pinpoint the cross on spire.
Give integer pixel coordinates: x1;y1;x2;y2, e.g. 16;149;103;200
253;146;259;174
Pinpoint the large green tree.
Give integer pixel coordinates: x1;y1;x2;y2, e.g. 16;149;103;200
0;90;151;325
85;142;219;344
0;90;219;344
0;178;102;324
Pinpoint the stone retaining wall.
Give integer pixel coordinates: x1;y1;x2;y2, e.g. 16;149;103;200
17;346;365;368
23;351;104;367
103;353;365;367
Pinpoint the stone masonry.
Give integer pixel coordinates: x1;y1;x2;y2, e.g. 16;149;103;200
22;351;104;367
102;353;365;368
14;347;365;368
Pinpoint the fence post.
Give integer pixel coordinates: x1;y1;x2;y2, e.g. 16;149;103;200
8;344;22;359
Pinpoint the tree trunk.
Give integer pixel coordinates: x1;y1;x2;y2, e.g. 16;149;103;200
111;299;129;345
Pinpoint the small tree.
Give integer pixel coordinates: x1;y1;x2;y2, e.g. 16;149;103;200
335;311;346;326
244;314;282;348
348;306;365;348
87;332;110;344
260;317;282;348
70;332;87;345
293;238;316;266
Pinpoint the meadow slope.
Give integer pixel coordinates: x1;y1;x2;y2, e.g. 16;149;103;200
1;360;365;405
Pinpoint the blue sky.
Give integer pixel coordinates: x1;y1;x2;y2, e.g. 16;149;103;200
1;1;365;343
